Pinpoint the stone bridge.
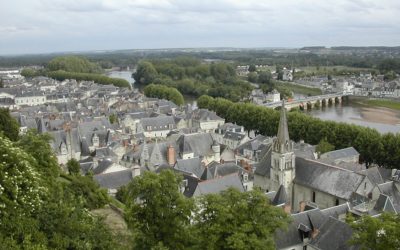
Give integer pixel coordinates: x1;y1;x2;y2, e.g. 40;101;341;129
262;93;350;110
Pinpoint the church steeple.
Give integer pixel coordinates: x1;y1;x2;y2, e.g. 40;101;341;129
270;100;295;208
273;100;292;153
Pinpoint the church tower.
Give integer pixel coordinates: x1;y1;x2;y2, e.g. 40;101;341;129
270;100;295;205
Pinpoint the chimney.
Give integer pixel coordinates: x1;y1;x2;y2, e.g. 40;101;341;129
299;201;306;212
132;165;140;178
167;144;176;166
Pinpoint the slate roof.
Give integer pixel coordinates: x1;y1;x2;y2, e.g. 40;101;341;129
294;157;365;200
189;109;224;121
193;173;244;197
253;145;272;177
320;147;359;161
358;167;384;185
371;193;397;215
208;162;245;178
272;185;288;206
308;217;359;250
176;133;214;157
94;169;133;190
174;157;203;178
140;116;176;131
275;208;328;249
321;203;350;219
93;159;113;175
378;181;400;213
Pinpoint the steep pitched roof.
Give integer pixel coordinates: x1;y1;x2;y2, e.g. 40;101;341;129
174;157;203;178
320;147;359;161
295;157;365;200
272;185;287;206
193;173;244;197
308;217;359;250
275;208;328;249
273;100;292;154
94;169;133;190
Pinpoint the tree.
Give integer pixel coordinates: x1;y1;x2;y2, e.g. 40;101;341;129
66;158;80;175
248;64;257;72
47;56;103;73
193;188;290;250
133;61;158;85
109;113;118;124
347;213;400;250
258;70;272;84
21;68;39;78
247;72;258;83
0;135;45;219
0;79;4;88
0;108;20;141
144;84;184;106
316;137;335;155
124;170;194;250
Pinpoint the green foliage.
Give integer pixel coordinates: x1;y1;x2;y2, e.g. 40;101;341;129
0;135;45;219
144;84;185;106
66;158;80;175
134;61;158;84
0;108;20;141
65;174;110;209
135;58;253;102
124;170;194;250
193;188;290;250
47;56;103;73
316;137;335;155
197;95;400;168
21;68;40;78
109;113;118;124
248;64;257;72
247;72;258;83
47;70;131;88
0;132;123;249
17;130;60;182
258;70;272;84
378;58;400;73
347;213;400;250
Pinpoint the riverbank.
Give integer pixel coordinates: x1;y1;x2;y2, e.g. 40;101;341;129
350;96;400;111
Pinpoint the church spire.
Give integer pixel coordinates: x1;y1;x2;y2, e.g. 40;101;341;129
274;100;292;153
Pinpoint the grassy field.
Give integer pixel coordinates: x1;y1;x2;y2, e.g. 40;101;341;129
275;81;322;96
359;98;400;111
299;65;373;74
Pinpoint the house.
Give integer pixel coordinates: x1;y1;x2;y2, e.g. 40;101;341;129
15;91;46;106
188;109;225;133
94;168;139;195
282;68;293;81
137;116;176;138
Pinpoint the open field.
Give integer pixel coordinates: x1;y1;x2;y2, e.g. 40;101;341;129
275;81;322;96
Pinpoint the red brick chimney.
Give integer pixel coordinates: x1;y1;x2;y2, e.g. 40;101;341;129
167;144;176;166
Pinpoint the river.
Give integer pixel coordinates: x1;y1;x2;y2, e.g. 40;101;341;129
106;71;400;134
107;70;135;87
306;102;400;134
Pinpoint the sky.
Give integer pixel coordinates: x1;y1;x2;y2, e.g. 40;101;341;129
1;0;400;55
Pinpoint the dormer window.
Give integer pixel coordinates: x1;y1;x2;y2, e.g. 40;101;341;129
146;126;152;131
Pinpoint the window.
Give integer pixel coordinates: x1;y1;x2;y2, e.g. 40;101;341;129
312;191;316;202
146;126;152;131
335;199;339;206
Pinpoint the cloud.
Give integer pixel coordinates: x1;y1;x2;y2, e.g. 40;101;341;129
0;0;400;54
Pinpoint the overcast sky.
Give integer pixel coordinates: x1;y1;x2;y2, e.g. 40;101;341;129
1;0;400;55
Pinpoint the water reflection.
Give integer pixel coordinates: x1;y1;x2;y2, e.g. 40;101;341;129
306;102;400;134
